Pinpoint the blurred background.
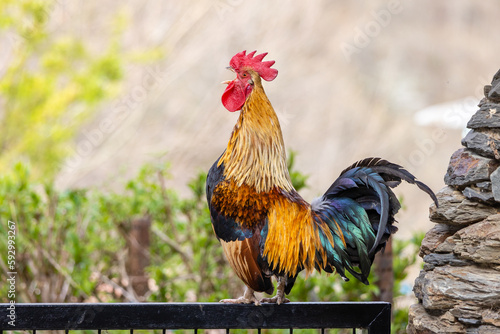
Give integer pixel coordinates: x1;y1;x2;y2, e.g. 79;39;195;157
49;0;500;236
1;0;500;331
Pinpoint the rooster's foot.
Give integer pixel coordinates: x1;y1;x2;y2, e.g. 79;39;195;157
261;276;289;305
220;297;261;306
260;295;289;305
220;287;261;306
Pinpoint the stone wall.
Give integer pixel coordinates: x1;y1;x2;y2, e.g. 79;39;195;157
407;69;500;333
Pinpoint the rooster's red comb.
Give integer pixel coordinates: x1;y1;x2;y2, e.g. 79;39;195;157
229;50;278;81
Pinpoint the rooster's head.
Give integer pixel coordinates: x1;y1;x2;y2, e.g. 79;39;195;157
221;50;278;112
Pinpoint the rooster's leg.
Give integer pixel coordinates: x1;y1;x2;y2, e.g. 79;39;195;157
260;276;290;305
220;287;261;306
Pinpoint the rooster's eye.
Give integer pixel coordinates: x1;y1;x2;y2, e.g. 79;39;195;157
242;73;247;77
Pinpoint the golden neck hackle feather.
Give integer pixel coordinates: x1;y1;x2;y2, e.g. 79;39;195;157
219;75;294;193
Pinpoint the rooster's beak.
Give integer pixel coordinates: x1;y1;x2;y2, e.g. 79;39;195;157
222;66;236;84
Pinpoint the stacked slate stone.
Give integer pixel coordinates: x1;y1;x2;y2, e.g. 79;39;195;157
407;69;500;334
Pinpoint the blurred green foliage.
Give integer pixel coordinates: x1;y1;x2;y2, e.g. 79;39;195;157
287;150;309;191
0;0;125;181
0;155;421;333
0;162;123;302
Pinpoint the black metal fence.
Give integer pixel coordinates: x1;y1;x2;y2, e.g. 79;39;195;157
0;302;391;333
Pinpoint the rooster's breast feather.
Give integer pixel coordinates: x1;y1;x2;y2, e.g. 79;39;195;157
206;157;273;242
207;159;252;241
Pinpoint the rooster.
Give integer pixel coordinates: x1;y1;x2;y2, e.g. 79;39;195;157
206;50;438;305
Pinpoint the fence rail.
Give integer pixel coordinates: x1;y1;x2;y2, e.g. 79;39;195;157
0;302;391;333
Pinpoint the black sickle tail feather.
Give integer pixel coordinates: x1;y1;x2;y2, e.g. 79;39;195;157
332;157;438;256
339;158;438;255
315;157;438;284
